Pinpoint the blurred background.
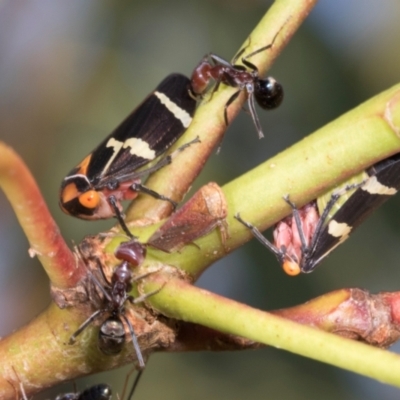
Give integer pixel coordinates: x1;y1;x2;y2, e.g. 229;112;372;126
1;0;400;399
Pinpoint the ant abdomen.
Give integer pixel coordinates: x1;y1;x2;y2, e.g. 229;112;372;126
254;77;284;109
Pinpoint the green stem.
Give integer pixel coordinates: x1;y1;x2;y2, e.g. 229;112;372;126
147;276;400;387
125;0;317;222
225;83;400;245
110;83;400;278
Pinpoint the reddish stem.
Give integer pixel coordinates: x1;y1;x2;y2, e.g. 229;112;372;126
0;142;83;288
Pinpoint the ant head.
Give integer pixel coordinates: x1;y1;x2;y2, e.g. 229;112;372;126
254;77;283;109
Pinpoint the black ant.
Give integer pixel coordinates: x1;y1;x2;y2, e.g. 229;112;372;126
55;384;112;400
190;29;284;139
10;365;112;400
12;362;143;400
69;239;159;369
18;381;113;400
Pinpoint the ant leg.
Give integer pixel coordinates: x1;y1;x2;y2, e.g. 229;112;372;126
232;47;246;65
129;285;165;305
244;42;274;60
94;258;112;287
120;366;144;400
241;58;258;72
83;258;113;302
246;93;264;139
120;314;145;369
68;309;105;344
121;273;166;368
208;79;222;102
224;86;264;139
127;369;144;400
224;90;241;126
231;37;251;65
131;268;163;283
244;20;288;60
127;269;166;304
